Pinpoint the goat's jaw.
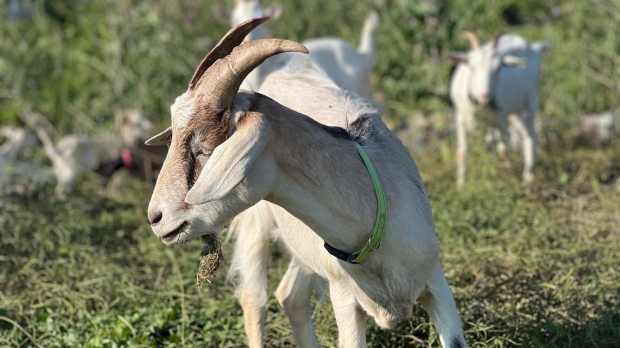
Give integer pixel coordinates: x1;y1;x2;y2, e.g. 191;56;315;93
150;206;226;246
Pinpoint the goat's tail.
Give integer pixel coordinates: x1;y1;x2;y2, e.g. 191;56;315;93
18;106;63;168
531;41;550;54
358;11;379;56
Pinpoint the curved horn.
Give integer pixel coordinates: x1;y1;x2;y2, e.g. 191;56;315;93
194;38;308;110
460;31;479;50
492;31;505;49
189;17;270;91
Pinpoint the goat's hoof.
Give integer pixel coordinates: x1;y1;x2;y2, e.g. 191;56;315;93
523;172;534;184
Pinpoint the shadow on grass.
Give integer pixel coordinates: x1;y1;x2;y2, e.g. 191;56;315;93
526;305;620;348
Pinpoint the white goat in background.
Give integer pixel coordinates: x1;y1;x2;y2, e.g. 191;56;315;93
214;0;379;99
20;107;154;196
302;12;379;100
146;18;466;348
448;31;549;186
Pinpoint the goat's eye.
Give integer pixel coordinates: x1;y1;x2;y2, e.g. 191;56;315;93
196;149;213;157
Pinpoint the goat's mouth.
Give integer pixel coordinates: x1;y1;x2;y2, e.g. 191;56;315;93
161;221;190;244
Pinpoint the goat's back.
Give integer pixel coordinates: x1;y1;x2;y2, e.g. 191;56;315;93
259;56;438;261
303;38;372;98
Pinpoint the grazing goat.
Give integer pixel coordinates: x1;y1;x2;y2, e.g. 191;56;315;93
214;0;379;99
20;107;163;196
448;31;549;186
146;18;466;348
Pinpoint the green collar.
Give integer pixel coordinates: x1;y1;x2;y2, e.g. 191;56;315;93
323;141;387;264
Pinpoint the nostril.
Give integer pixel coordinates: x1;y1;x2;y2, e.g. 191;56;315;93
149;211;163;225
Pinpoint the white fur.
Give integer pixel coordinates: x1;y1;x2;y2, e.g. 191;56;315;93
449;33;549;186
302;12;379;99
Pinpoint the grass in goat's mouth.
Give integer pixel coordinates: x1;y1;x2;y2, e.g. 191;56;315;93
196;234;222;286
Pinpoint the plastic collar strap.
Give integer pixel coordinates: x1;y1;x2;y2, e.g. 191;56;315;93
323;141;387;264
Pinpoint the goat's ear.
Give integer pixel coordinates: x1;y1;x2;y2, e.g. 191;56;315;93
212;4;231;23
185;115;267;205
502;55;527;67
264;3;283;20
448;53;468;63
145;127;172;146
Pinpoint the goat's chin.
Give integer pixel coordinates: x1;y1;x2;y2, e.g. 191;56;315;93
160;222;223;246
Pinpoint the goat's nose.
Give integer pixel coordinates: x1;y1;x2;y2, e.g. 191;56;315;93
148;210;163;225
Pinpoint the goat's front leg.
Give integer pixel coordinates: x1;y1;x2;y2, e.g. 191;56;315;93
275;258;320;348
418;263;467;348
495;110;511;162
230;211;272;348
521;113;537;183
455;111;469;188
330;280;367;348
521;98;539;183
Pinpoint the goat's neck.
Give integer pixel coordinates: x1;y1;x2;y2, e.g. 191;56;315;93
262;105;378;251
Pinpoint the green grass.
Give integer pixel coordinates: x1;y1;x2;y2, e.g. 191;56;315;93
1;0;619;346
1;137;619;347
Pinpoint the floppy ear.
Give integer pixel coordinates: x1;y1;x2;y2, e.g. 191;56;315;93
448;52;468;63
145;127;172;146
502;55;527;67
185;115;268;205
264;4;283;20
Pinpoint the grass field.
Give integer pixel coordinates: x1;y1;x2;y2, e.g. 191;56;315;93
1;0;619;347
1;135;619;347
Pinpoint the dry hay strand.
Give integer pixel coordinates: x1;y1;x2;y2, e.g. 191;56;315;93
196;234;222;286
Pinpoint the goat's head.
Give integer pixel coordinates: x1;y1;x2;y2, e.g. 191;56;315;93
449;31;526;105
213;0;283;42
145;17;306;245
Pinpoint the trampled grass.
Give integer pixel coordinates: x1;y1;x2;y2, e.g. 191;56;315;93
1;138;619;347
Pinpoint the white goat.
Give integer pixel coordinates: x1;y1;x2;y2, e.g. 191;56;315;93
20;107;154;196
448;31;549;186
146;18;466;348
302;12;379;100
214;0;379;99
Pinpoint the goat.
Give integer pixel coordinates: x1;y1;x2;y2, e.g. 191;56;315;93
302;12;379;100
214;0;379;99
20;106;164;196
448;31;549;187
146;18;466;348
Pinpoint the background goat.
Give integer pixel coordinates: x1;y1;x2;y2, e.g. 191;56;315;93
448;31;549;186
20;107;163;196
146;18;466;348
214;0;379;99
